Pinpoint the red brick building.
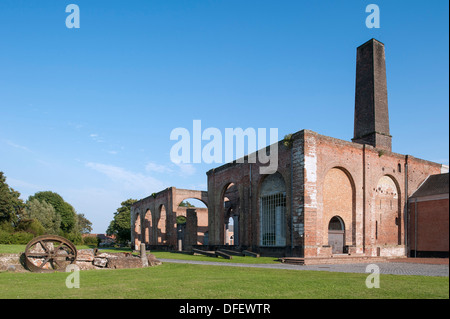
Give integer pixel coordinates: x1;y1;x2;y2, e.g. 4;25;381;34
132;39;448;260
205;39;447;258
408;173;449;257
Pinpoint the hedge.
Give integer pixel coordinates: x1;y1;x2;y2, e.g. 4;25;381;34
0;230;34;245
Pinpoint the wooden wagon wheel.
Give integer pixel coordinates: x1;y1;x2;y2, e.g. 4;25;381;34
24;235;77;273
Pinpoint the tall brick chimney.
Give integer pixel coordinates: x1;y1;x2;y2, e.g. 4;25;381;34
352;39;392;151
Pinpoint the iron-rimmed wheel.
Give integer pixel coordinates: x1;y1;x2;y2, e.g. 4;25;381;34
24;235;77;273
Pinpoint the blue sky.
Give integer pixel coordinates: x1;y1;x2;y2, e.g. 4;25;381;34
0;1;448;233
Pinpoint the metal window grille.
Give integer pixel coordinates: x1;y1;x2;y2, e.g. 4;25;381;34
260;192;286;247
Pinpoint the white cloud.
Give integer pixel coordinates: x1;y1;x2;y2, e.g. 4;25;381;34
176;163;196;177
89;133;104;143
145;162;173;174
86;162;167;194
3;139;32;152
144;161;196;177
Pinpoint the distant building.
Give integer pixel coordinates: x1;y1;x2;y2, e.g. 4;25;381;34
82;233;116;246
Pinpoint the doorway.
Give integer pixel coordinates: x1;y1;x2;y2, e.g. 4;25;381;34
328;216;345;254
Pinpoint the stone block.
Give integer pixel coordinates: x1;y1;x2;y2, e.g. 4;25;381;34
93;257;108;267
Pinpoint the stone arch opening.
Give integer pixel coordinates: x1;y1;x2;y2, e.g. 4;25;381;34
221;183;240;246
134;212;141;249
259;172;287;247
176;198;208;248
157;204;167;244
144;209;152;245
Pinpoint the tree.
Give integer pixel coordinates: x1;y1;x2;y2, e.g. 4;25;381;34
28;191;77;233
76;213;92;234
107;199;137;243
0;172;25;225
24;198;61;235
179;201;195;207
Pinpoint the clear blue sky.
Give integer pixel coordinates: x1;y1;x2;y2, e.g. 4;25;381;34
1;1;448;233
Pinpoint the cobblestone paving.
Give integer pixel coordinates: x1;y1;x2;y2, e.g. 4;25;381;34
159;259;449;277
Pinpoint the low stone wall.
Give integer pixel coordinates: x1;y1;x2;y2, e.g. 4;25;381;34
0;249;162;272
0;254;27;272
76;249;162;270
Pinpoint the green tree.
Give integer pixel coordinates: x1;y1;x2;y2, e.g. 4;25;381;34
15;219;45;236
179;201;194;207
0;172;25;225
28;191;77;233
24;198;61;234
106;199;137;243
76;213;93;234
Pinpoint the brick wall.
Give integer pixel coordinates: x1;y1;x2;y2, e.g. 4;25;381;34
409;198;449;255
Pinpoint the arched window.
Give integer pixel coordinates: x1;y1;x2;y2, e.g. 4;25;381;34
328;216;344;231
259;172;286;247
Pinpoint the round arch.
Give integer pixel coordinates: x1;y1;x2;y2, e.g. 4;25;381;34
134;211;141;248
322;167;356;249
144;209;152;245
157;204;167;244
220;183;240;245
175;197;208;209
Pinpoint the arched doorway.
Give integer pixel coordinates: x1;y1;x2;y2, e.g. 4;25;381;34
222;183;240;246
176;198;208;247
328;216;345;254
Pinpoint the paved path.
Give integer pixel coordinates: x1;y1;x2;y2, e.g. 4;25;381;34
159;258;449;277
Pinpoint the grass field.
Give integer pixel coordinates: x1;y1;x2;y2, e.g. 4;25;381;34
0;260;449;299
1;244;448;299
0;244;279;264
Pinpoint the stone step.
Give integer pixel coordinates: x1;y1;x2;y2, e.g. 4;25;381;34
215;250;233;259
242;250;260;258
192;248;217;257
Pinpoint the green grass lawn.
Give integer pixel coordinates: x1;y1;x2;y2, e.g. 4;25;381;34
0;261;448;299
1;244;448;299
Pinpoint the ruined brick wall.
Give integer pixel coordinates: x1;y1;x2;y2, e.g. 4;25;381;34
131;187;208;249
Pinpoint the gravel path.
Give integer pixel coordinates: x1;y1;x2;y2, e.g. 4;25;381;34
159;258;449;277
